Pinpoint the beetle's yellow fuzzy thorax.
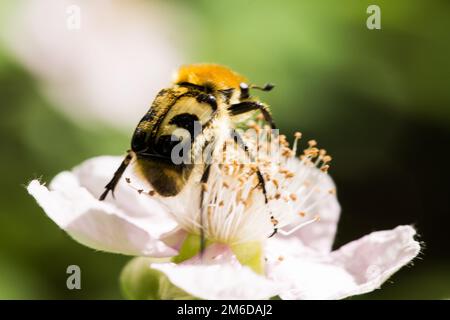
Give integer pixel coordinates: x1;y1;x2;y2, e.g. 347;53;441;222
175;64;247;90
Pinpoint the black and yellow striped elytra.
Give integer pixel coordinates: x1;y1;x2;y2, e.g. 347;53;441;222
99;64;276;207
130;85;217;197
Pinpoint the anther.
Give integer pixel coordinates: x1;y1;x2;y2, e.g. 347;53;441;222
285;172;295;179
272;179;279;188
125;177;153;197
246;120;257;128
308;140;317;147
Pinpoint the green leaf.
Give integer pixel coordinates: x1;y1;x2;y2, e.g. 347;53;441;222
120;257;196;300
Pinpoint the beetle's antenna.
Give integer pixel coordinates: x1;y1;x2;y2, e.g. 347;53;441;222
240;83;275;100
251;83;275;92
239;83;250;100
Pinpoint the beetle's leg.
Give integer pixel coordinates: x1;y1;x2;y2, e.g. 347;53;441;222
199;163;211;256
230;129;278;237
231;129;268;201
99;151;134;201
197;119;217;256
228;101;277;129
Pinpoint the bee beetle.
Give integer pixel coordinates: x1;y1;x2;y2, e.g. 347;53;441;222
99;64;277;240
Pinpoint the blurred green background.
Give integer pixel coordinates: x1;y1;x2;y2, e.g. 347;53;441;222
0;0;449;299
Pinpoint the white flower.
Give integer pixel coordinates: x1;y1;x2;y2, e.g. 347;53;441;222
27;135;420;300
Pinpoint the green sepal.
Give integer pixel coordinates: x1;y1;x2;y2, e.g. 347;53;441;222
120;257;196;300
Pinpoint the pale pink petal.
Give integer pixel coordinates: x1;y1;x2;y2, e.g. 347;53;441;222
27;173;177;257
159;227;188;252
152;244;282;300
288;170;341;253
268;256;357;300
267;226;420;299
329;225;420;297
72;156;183;248
73;156;173;220
265;236;348;300
265;236;317;260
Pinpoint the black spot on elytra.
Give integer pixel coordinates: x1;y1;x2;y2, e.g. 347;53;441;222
169;113;200;141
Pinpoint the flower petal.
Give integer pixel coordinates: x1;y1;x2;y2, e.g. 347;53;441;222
71;156;183;246
72;156;173;220
152;244;282;300
329;225;421;298
267;225;420;299
27;172;177;257
285;166;341;254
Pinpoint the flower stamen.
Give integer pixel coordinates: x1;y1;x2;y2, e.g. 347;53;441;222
278;215;320;236
125;177;156;196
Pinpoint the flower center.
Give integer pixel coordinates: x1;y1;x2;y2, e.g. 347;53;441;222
171;127;333;245
126;124;334;247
